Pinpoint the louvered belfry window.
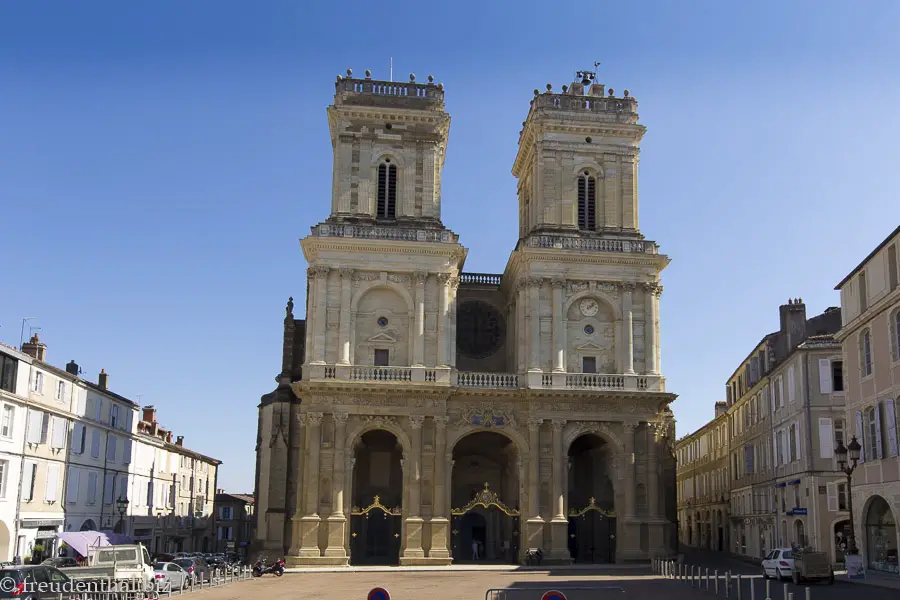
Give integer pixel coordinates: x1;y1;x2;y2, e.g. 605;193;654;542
577;171;596;230
376;161;398;219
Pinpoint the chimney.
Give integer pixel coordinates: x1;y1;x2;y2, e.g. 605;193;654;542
779;298;808;351
166;431;173;443
142;405;157;423
21;333;47;362
714;401;727;418
216;488;224;495
66;360;79;375
98;369;109;390
175;435;184;446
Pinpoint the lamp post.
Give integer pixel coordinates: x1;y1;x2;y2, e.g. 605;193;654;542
834;436;862;554
116;496;130;537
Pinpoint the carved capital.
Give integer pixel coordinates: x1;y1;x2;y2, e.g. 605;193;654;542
433;415;449;429
654;285;664;298
641;282;658;293
551;419;567;432
448;276;460;291
413;271;428;284
620;282;636;293
437;272;452;285
332;412;349;426
515;279;528;293
623;420;639;433
550;277;566;289
312;266;330;278
339;267;355;279
409;415;425;429
527;276;544;288
306;412;324;427
527;418;544;433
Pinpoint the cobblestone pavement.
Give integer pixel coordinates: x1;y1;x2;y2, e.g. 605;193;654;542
179;570;740;600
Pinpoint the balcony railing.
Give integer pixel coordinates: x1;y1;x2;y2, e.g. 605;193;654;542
310;223;457;243
525;234;658;254
459;273;502;286
306;364;664;391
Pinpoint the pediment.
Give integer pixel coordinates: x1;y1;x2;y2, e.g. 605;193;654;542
575;340;607;351
367;332;397;343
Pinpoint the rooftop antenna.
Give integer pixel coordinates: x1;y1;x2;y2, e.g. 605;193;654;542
390;57;393;82
19;317;37;349
29;326;42;338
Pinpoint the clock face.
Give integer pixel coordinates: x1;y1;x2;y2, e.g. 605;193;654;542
580;298;600;317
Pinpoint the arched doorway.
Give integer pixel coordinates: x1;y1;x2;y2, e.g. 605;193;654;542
79;520;97;531
450;431;520;563
566;434;616;563
349;430;403;566
833;519;851;564
864;495;898;573
793;520;806;547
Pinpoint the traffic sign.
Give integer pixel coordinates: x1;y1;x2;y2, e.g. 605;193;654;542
541;591;568;600
367;587;391;600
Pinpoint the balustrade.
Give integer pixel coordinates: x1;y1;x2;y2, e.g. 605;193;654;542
525;234;657;254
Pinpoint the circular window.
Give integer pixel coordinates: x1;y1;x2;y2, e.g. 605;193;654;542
585;136;592;143
584;324;595;335
385;123;393;130
376;316;389;328
456;301;506;359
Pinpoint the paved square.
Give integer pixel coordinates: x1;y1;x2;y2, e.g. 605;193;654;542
189;571;707;600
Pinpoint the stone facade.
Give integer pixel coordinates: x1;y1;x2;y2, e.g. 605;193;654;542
834;225;900;574
254;69;678;566
677;300;853;565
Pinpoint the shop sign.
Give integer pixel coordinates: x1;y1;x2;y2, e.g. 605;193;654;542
20;519;64;528
35;531;57;540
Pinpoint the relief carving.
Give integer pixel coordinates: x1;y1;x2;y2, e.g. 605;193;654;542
456;402;518;429
352;272;380;282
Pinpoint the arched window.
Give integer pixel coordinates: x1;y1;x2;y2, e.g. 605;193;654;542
376;160;398;219
860;328;873;377
794;520;806;547
577;171;597;230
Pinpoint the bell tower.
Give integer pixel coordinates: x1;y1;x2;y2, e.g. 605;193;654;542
512;69;647;239
325;69;452;227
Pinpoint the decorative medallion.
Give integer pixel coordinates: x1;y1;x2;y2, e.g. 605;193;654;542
456;300;505;359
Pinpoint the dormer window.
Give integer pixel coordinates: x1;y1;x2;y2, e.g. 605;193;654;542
577;171;596;230
376;160;398;219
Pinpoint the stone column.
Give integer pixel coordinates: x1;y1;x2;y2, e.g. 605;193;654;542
623;421;637;519
647;435;660;518
298;412;323;558
622;283;635;375
654;286;663;375
643;283;658;375
517;281;528;373
288;412;307;558
437;274;450;367
429;416;450;561
413;272;426;366
312;267;329;364
551;278;566;372
524;418;544;559
549;419;570;561
325;412;349;560
528;278;541;372
448;277;459;368
401;416;425;562
338;269;353;364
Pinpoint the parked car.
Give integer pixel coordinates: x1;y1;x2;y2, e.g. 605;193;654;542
173;557;211;583
790;548;834;585
0;565;75;600
40;558;77;568
761;548;794;580
153;562;189;591
58;544;154;588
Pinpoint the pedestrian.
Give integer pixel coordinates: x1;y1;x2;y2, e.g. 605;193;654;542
471;540;479;561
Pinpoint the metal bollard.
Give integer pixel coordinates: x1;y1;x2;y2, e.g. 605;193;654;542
715;569;720;595
765;579;771;600
783;583;789;600
805;588;810;600
692;565;697;587
750;576;755;600
788;594;793;600
725;571;731;598
737;574;743;600
706;567;710;590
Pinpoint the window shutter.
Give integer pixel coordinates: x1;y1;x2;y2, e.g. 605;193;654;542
95;398;102;422
45;463;59;502
111;405;118;427
124;409;133;432
770;382;776;412
856;411;865;462
104;473;114;504
51;416;66;449
39;412;49;444
772;431;778;466
885;399;899;458
72;423;85;453
778;377;785;407
826;482;838;512
819;359;833;394
90;430;101;458
67;468;80;504
123;439;132;464
787;367;794;403
819;418;834;459
797;421;804;461
117;475;127;501
106;434;117;461
87;472;97;503
147;481;154;507
76;391;86;417
874;402;884;460
23;461;37;500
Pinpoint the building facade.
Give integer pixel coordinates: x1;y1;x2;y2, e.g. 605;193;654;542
213;491;254;558
254;69;678;567
0;343;29;561
676;402;730;553
834;225;900;575
677;300;851;564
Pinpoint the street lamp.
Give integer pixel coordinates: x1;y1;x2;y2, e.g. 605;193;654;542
834;436;862;553
116;496;130;536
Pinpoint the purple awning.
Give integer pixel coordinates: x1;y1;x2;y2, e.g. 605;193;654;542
55;531;133;557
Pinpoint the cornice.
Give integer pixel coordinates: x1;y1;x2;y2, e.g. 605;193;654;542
517;247;671;271
835;289;900;342
301;237;468;262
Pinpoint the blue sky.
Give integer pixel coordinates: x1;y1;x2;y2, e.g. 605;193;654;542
2;1;899;491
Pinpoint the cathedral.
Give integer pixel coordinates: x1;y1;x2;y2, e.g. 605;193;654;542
253;67;678;566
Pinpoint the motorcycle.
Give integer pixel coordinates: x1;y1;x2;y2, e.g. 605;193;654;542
252;557;285;577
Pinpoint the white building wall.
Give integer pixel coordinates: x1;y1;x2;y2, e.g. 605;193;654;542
0;345;29;561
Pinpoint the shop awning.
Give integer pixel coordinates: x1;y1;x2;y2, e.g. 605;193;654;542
55;531;133;557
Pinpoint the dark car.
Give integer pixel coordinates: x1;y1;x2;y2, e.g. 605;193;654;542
173;557;211;583
40;558;77;568
0;565;74;600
